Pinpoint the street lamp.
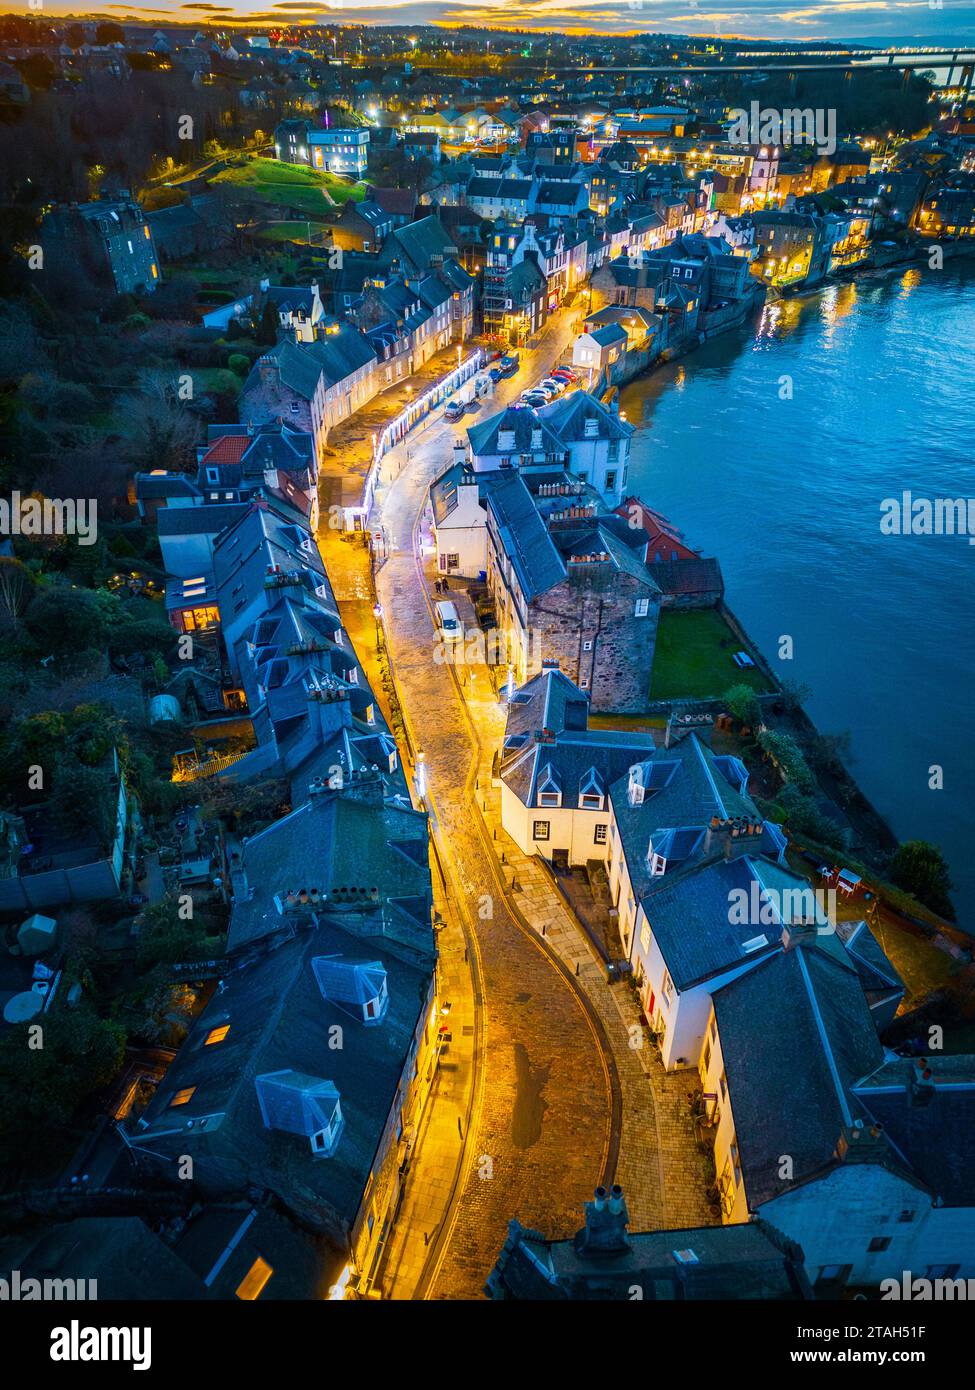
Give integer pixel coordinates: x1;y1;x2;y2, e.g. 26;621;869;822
415;749;426;804
373;602;383;651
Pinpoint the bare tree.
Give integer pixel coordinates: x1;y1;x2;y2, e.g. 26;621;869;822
116;370;201;473
0;557;36;632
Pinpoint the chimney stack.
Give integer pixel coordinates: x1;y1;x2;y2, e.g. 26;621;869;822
574;1183;630;1257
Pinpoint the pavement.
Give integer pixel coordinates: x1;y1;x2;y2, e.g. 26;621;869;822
318;304;717;1299
317;342;475;516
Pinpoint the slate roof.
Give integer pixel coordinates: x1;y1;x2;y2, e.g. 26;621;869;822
132;794;434;1234
246;325;377;403
712;944;887;1208
648;557;724;597
483;471;565;600
213;503;332;620
490;1215;812;1301
467;403;565;459
380;215;454;277
157;502;249;538
501;669;654;809
843;920;906;998
852;1056;975;1207
536;390;634;444
608;731;765;891
584;324;628;349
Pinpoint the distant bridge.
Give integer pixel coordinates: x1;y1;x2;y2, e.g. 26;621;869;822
559;49;975;90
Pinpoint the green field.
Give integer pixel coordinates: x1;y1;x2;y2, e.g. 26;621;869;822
649;607;774;701
211;157;365;213
254;220;330;244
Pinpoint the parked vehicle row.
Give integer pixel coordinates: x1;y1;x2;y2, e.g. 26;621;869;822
518;366;577;408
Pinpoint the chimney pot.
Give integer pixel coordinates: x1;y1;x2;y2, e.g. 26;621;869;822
593;1185;607;1210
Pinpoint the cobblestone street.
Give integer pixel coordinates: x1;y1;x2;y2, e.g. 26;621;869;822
320;306;716;1300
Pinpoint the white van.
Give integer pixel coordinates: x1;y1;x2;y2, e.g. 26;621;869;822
435;600;464;646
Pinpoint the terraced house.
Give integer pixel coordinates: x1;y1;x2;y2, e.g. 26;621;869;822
123;477;439;1300
240;320;379;458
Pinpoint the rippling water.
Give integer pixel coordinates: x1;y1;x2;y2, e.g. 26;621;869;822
621;260;975;929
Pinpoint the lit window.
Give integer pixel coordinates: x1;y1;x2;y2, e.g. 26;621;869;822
169;1087;196;1107
236;1257;273;1300
205;1025;230;1046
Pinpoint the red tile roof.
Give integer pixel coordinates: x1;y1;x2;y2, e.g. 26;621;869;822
202;435;250;466
616;497;701;562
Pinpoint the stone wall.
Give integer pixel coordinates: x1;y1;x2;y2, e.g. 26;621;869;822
526;567;659;713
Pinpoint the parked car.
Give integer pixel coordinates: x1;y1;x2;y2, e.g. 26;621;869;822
540;378;565;394
522;392;549;408
435;600;464;647
444;398;466;423
552;368;576;382
498;352;520;376
489;367;503;383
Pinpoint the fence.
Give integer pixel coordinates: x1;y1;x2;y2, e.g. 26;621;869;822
359;348;484;522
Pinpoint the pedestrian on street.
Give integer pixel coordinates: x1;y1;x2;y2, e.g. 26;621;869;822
442;575;449;591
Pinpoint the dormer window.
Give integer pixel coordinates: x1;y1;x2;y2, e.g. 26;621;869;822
628;764;645;806
537;761;561;807
580;793;603;810
312;957;390;1026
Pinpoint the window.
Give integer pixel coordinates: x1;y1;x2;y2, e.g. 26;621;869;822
169;1087;196;1107
719;1070;727;1101
533;820;550;841
925;1264;960;1278
205;1025;230;1046
582;640;593;652
594;823;608;844
236;1257;273;1301
606;471;617;490
538;792;561;807
660;969;673;1005
898;1210;915;1224
640;922;651;955
580;793;602;810
867;1236;891;1253
635;598;650;617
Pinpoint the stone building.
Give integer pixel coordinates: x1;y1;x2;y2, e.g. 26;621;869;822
483;470;659;712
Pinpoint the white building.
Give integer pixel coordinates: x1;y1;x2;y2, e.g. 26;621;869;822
498;666;655;865
701;940;975;1290
429;462;489;580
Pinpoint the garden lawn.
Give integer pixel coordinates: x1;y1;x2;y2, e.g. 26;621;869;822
254;220;328;243
210;157;365;214
649;607;773;701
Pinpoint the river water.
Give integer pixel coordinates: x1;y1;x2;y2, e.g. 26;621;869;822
621;260;975;929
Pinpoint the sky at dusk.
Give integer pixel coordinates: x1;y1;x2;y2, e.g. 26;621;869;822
7;0;975;44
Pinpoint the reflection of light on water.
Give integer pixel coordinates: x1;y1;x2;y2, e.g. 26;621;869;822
757;302;781;338
756;297;804;340
820;282;857;344
899;268;921;299
675;365;686;389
